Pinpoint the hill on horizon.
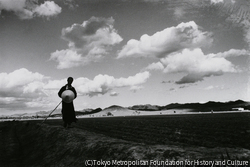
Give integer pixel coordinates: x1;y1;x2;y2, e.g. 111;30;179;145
2;100;250;118
129;100;250;112
103;105;126;111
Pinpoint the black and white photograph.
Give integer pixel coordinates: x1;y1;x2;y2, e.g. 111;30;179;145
0;0;250;166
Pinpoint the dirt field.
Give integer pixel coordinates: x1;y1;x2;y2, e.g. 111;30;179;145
0;112;249;166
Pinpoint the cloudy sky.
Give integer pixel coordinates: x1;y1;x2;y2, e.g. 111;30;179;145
1;0;250;115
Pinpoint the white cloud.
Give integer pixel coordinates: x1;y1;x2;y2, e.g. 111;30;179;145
130;85;143;92
208;49;250;58
0;97;27;110
163;48;237;84
117;21;213;59
75;71;150;97
50;17;123;69
0;68;49;101
33;1;61;18
25;97;53;108
110;91;119;96
145;62;164;71
210;0;224;4
0;68;50;111
0;68;45;91
0;0;34;19
162;48;236;74
50;49;83;69
62;17;123;49
23;81;45;94
0;68;150;112
0;0;26;12
41;71;150;97
0;97;16;104
43;79;65;90
146;48;240;84
0;0;61;19
204;85;226;90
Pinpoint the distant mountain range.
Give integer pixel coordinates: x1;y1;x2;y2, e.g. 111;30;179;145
1;100;249;119
128;100;250;112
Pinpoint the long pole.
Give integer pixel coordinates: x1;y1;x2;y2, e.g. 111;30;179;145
42;101;62;124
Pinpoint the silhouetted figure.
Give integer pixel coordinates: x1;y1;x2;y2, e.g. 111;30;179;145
58;77;77;128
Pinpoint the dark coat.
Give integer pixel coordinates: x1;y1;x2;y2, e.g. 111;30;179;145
58;84;77;124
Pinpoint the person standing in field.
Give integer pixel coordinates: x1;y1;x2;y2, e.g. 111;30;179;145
58;77;77;128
